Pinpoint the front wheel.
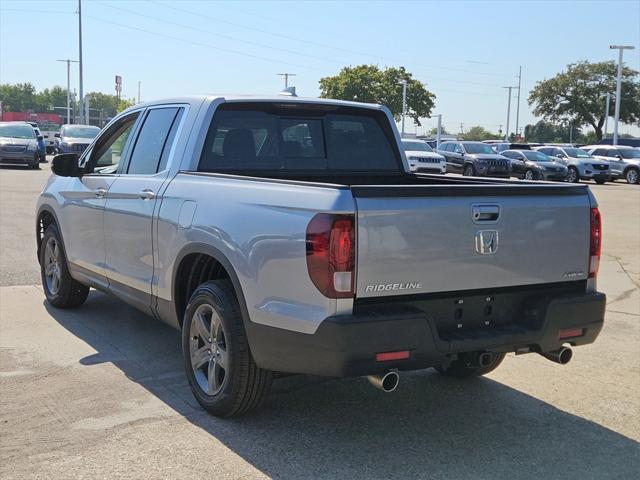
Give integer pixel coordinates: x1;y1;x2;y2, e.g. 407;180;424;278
524;169;536;180
435;352;506;378
40;224;89;308
566;166;579;183
463;164;475;176
182;280;273;417
625;168;639;185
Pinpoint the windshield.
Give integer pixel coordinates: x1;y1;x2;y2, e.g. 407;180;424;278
401;140;433;152
620;149;640;159
0;124;35;139
523;150;552;162
564;147;591;158
61;126;100;139
464;143;496;154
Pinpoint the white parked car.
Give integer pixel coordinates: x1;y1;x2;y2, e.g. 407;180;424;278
582;145;640;184
401;138;446;174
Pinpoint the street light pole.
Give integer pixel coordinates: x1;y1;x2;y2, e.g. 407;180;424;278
515;66;522;140
603;92;610;139
277;73;296;89
57;59;78;124
78;0;84;124
609;45;635;146
398;79;407;137
436;114;442;149
138;81;141;103
503;86;516;141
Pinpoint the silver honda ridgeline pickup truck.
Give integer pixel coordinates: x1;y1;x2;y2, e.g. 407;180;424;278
37;96;606;417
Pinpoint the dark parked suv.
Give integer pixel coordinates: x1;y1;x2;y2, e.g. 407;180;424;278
436;141;510;177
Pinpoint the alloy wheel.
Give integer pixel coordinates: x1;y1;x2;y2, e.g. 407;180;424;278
44;237;61;295
189;303;229;395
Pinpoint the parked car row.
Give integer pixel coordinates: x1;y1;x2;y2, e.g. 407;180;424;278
401;138;639;185
0;121;102;170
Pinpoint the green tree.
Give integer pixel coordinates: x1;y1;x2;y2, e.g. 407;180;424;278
528;60;640;141
523;120;583;143
0;83;38;111
84;92;124;117
116;98;135;113
319;65;436;126
462;125;498;141
428;126;450;136
35;86;70;113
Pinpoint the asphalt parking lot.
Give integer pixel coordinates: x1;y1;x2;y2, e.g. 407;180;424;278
1;159;639;479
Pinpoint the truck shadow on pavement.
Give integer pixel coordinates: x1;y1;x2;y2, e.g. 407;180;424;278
45;291;639;480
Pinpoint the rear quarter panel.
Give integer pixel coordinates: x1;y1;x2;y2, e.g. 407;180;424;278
156;174;356;334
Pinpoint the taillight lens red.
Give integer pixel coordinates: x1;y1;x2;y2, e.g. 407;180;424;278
306;214;355;298
589;207;602;278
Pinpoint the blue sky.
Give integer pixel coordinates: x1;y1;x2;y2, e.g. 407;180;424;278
1;0;639;136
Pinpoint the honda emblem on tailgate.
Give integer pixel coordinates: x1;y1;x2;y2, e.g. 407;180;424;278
475;230;498;255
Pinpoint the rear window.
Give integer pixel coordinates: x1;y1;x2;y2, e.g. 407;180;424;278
199;103;400;173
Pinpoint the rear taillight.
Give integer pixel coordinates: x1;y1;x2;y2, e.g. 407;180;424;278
306;213;355;298
589;207;602;278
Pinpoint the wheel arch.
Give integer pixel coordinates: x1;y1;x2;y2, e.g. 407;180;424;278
171;243;250;330
36;206;63;264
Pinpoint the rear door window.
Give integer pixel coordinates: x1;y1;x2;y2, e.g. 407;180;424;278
126;107;182;175
199;103;401;173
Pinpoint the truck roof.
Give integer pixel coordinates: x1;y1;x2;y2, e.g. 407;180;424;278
121;95;385;115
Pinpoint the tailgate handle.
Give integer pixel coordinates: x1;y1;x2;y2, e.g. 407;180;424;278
472;204;500;223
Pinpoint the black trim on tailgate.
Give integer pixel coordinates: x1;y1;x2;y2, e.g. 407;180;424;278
351;183;588;197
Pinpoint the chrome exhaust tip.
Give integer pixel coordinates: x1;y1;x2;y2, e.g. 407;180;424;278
540;347;573;365
367;371;400;393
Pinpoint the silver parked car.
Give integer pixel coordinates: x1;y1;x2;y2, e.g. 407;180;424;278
582;145;640;184
0;122;40;169
534;146;610;184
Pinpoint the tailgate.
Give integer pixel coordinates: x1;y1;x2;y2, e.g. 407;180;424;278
352;184;591;298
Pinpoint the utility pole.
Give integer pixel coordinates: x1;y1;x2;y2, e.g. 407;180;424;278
137;81;141;103
515;66;522;140
57;59;78;124
436;114;442;149
277;73;296;88
503;86;516;141
78;0;84;124
459;123;464;136
603;92;610;139
398;79;408;137
609;45;635;146
569;122;573;144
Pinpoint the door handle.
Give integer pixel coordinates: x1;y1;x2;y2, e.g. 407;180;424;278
139;189;156;200
94;187;107;198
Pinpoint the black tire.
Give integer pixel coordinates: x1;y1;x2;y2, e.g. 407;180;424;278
30;162;40;170
40;224;89;308
463;164;475;177
435;352;506;378
524;169;536;181
594;178;607;185
182;280;273;417
625;167;639;185
567;166;579;183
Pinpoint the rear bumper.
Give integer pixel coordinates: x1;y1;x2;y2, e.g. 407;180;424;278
247;291;605;377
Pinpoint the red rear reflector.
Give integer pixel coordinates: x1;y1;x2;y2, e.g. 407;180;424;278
376;351;410;362
589;207;602;279
559;328;584;340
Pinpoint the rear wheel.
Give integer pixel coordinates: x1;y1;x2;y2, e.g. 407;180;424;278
463;164;475;176
182;280;273;417
625;167;639;185
566;166;579;183
436;352;506;378
40;224;89;308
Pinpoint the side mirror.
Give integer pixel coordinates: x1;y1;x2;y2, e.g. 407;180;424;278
52;153;81;177
54;133;61;138
37;135;43;141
